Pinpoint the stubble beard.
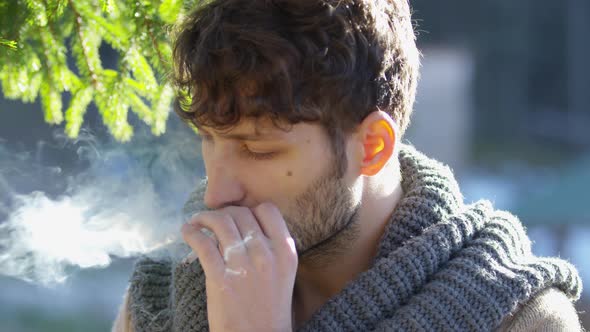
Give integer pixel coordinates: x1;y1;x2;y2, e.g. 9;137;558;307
282;164;361;268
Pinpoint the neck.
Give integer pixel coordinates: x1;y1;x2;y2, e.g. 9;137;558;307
292;169;403;325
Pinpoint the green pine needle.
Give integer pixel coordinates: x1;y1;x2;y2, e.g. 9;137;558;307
0;38;17;50
0;0;206;141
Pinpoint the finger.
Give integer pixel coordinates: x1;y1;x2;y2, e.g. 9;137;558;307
251;203;298;270
183;227;218;264
219;206;268;241
251;202;290;240
181;223;224;277
219;206;272;258
189;211;243;252
251;202;295;255
189;211;247;264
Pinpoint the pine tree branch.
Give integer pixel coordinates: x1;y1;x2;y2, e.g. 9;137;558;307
43;1;71;92
69;1;99;89
37;28;56;94
133;1;167;74
1;0;205;141
146;18;167;72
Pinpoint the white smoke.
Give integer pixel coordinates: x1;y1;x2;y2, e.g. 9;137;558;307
0;118;203;288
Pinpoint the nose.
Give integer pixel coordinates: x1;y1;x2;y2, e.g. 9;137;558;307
203;161;245;210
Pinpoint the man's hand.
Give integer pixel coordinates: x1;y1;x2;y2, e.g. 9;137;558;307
181;202;298;332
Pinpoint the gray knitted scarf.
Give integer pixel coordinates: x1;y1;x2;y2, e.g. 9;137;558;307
128;143;582;332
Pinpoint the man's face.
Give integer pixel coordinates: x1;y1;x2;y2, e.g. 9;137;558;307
198;117;362;263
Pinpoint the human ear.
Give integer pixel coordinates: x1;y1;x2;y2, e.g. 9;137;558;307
359;111;397;176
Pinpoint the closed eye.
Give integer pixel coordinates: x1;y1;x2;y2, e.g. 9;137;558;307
239;145;278;161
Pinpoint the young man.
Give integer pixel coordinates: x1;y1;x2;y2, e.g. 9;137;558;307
113;0;583;331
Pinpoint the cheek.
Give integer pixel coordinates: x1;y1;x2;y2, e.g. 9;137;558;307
239;164;302;209
237;159;291;188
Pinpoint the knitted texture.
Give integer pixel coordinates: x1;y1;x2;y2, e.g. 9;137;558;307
127;143;582;332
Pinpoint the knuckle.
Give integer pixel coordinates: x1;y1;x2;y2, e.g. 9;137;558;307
220;212;233;224
223;205;249;217
180;223;194;236
188;211;204;225
218;214;235;233
252;248;274;272
236;205;252;214
200;244;220;261
190;211;217;227
181;225;200;244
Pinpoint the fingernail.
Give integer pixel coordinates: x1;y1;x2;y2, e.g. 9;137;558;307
182;251;198;264
188;214;200;225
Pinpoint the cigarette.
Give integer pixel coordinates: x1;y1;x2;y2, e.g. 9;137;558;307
182;226;218;264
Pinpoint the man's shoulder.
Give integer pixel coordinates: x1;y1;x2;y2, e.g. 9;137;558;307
496;287;584;332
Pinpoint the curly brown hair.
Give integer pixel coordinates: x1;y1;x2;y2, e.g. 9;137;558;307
172;0;420;176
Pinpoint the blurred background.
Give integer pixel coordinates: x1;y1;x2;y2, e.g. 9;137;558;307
1;0;589;330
